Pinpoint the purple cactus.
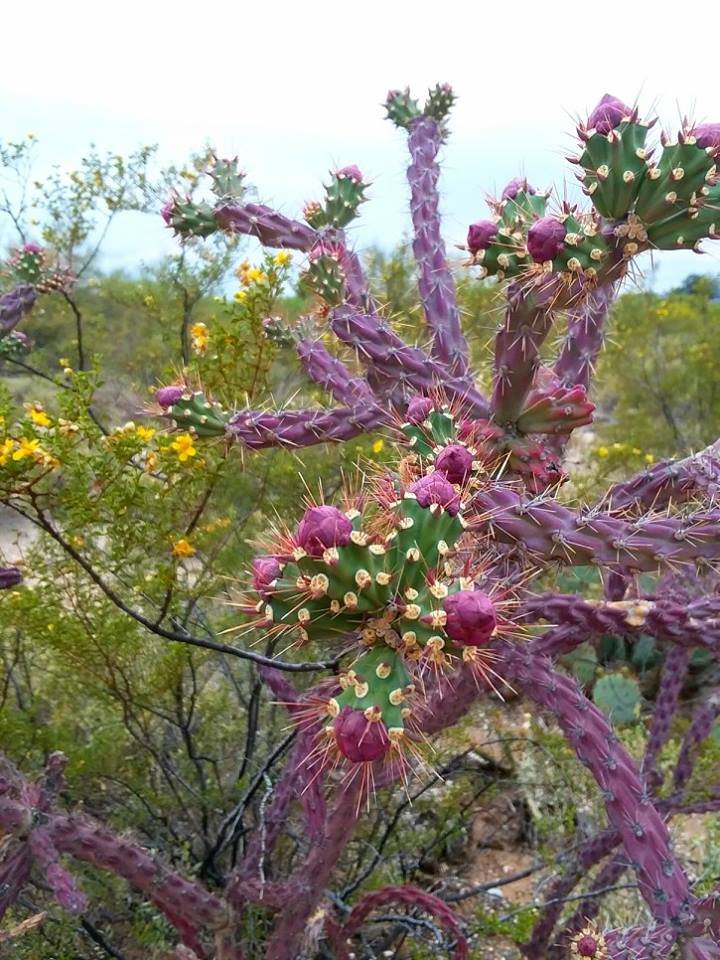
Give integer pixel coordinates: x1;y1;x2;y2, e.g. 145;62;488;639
0;567;22;589
296;505;353;556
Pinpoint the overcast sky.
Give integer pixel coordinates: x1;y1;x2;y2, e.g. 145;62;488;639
1;1;718;290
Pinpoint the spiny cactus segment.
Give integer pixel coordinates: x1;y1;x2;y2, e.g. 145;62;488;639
154;385;230;437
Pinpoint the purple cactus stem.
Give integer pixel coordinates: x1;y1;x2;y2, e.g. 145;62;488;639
691;123;720;156
587;94;633;134
333;706;390;763
0;283;37;334
0;566;22;589
501;177;536;200
161;198;176;225
434;444;474;484
296;505;352;556
409;472;461;515
443;590;497;647
252;556;282;596
405;395;434;424
467;219;498;254
527;216;567;263
155;384;185;408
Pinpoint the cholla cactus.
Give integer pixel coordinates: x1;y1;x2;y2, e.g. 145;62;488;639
3;87;720;959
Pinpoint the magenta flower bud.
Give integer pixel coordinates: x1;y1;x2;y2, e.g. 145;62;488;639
11;331;29;346
406;395;434;424
161;198;176;225
501;177;536;201
155;385;185;408
309;240;344;263
573;934;603;958
434;444;474;484
409;473;460;515
527;216;567;263
467;220;498;254
587;94;631;134
252;555;282;596
443;590;497;647
22;243;43;255
0;566;22;589
337;165;363;182
333;706;390;763
691;123;720;157
296;505;352;556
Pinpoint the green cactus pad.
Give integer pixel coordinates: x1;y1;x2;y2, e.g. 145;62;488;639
635;141;716;224
208;157;245;202
335;643;413;732
304;255;345;305
167;391;230;437
385;89;421;130
579;121;649;220
424;83;456;123
168;199;218;239
499;191;549;229
323;172;367;229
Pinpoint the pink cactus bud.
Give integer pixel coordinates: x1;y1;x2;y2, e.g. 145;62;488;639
252;555;282;595
409;473;461;515
574;934;601;956
443;590;497;647
691;123;720;157
527;217;567;263
22;243;43;255
501;177;536;201
155;385;185;408
337;165;363;182
296;505;352;556
406;395;434;424
333;706;390;763
0;566;22;589
434;444;474;484
467;220;498;254
161;198;177;225
309;240;344;263
587;94;632;135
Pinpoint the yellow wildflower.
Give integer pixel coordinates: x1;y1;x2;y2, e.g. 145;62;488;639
144;450;159;473
372;439;384;454
645;453;655;464
28;405;51;428
246;267;267;285
234;290;247;303
172;538;196;558
274;250;292;267
12;437;41;461
190;322;209;354
596;446;609;458
170;433;197;462
136;425;156;442
0;439;16;464
143;294;155;307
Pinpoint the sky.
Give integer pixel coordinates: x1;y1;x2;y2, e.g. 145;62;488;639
1;1;718;291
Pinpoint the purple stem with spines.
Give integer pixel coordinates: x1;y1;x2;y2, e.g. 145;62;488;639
226;402;389;448
295;339;376;407
405;116;469;379
500;643;692;923
644;645;690;789
554;283;616;390
673;689;720;791
0;283;37;337
214;203;317;250
605;442;720;513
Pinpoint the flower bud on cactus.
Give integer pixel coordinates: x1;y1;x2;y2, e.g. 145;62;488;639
467;220;498;254
333;706;391;763
586;94;633;135
409;473;460;515
516;383;595;434
434;444;474;484
405;395;434;424
302;200;325;229
337;165;363;182
527;216;567;263
443;590;496;647
296;505;353;557
570;925;608;958
385;88;421;130
691;123;720;157
155;385;186;409
0;566;22;589
501;177;536;201
252;556;282;596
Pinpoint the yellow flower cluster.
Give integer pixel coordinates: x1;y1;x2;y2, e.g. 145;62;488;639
26;403;51;428
169;433;197;462
594;442;654;464
235;259;268;288
0;437;56;466
190;322;209;355
172;538;196;558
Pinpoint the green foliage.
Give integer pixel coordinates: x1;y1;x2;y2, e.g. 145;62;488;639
592;673;643;726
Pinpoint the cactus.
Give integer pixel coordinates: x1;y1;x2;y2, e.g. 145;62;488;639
5;86;720;959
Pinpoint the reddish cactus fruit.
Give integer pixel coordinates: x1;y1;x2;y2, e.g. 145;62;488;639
434;444;474;484
467;219;498;254
586;94;633;134
252;556;282;596
337;165;363;182
155;384;185;408
501;177;536;200
333;706;391;762
295;505;353;556
690;122;720;157
409;472;461;515
406;395;434;424
527;216;567;263
570;926;608;957
443;590;497;647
